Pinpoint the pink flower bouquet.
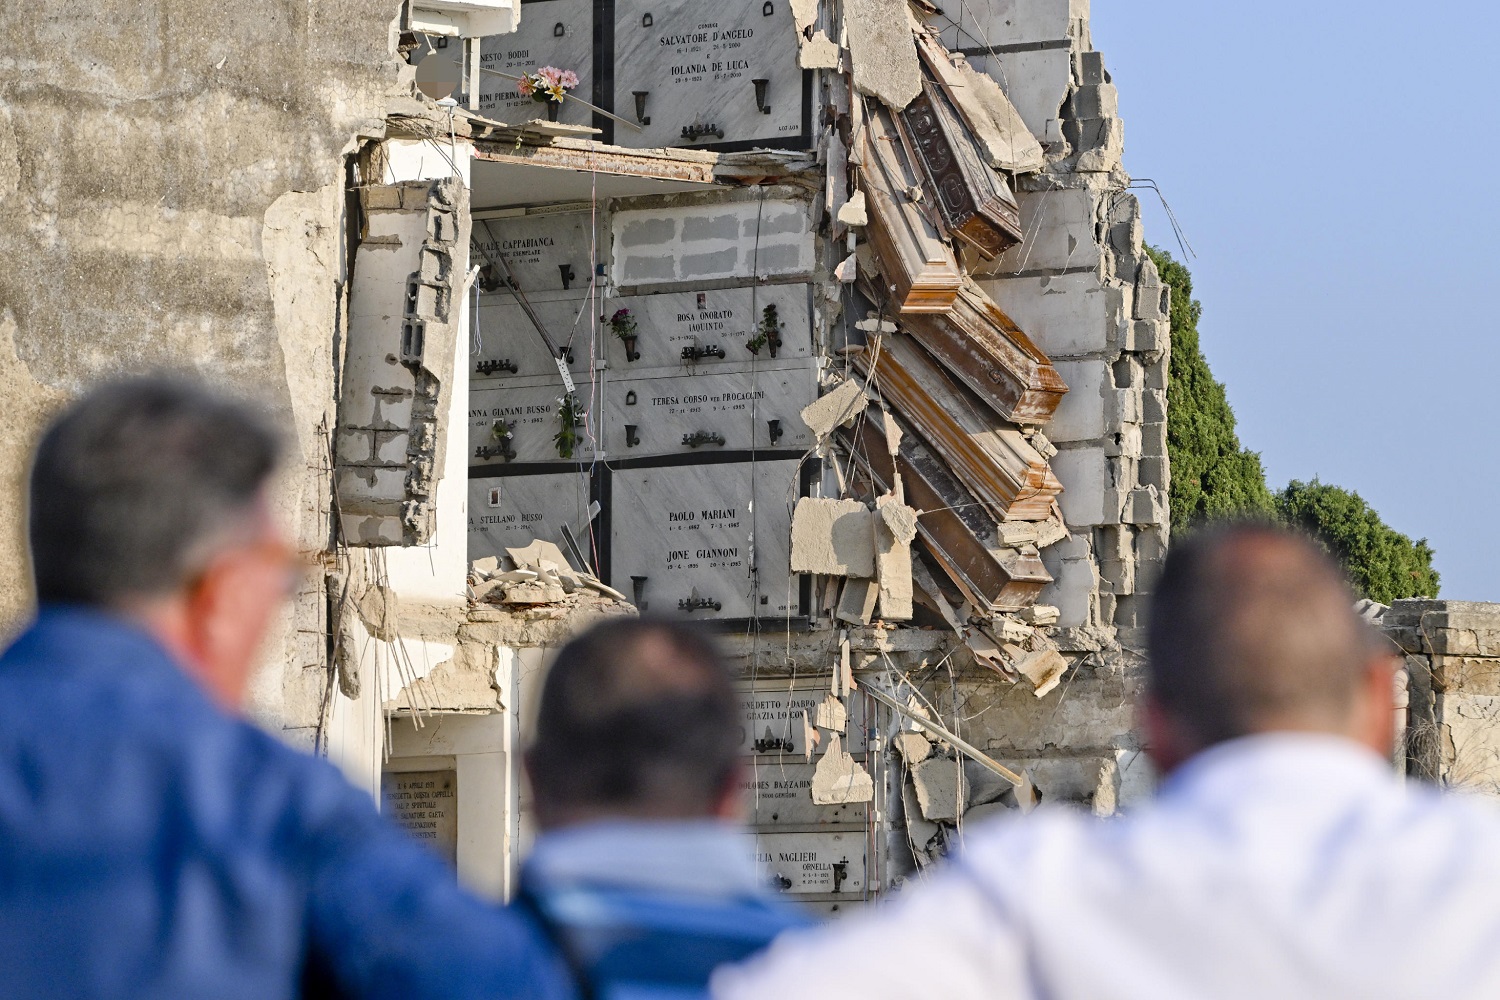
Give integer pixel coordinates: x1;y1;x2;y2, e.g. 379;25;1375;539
517;66;580;103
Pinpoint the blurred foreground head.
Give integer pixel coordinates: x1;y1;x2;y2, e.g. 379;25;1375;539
526;619;742;829
1145;521;1397;772
28;376;287;709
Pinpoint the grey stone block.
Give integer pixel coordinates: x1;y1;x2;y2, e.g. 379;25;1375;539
622;254;674;282
1071;83;1119;120
1125;319;1163;353
1125;488;1165;526
680;248;739;278
1133;279;1168;322
619;217;676;248
682;213;741;242
1141;422;1168;458
1135;525;1168;565
1142;389;1167;424
1077;50;1109;86
753;244;809;274
1111;387;1143;424
1138;455;1168;492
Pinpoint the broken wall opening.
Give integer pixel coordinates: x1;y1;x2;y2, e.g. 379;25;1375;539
354;0;1174;908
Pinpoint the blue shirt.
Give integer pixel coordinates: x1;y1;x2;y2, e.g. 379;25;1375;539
518;820;810;1000
0;606;568;1000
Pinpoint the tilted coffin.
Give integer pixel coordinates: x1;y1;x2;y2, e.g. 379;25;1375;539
844;410;1051;613
859;101;963;314
848;334;1061;522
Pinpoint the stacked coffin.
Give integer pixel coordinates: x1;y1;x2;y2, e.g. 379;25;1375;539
836;25;1071;622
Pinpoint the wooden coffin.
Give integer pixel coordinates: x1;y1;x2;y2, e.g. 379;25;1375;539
894;278;1068;426
849;335;1062;522
860;102;963;314
845;410;1051;613
897;80;1024;260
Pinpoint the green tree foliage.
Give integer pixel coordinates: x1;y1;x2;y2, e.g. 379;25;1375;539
1148;246;1274;532
1151;246;1440;600
1275;480;1440;602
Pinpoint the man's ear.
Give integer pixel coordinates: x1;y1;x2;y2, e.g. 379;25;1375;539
521;749;548;826
1141;693;1195;777
711;758;749;822
1352;654;1399;760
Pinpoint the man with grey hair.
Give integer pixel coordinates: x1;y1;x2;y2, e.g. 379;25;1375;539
715;522;1500;999
0;377;566;999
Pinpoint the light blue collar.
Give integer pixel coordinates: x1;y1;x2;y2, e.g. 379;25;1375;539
524;819;763;898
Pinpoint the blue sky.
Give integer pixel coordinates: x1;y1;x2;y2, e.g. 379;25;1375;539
1090;1;1498;601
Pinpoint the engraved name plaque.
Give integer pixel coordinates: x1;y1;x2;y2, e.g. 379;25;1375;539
750;831;868;895
468;0;597;127
382;769;459;868
609;458;803;620
613;0;809;151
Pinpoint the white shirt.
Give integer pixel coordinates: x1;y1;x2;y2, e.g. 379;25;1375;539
713;734;1500;1000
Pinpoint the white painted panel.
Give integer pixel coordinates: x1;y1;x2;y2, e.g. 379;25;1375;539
389;714;511;901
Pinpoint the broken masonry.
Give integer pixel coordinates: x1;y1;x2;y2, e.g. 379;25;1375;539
312;0;1170;908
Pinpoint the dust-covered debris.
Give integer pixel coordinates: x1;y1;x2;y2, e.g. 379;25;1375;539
815;694;848;733
799;378;870;439
893;730;933;765
844;0;922;109
836;190;868;227
811;733;875;804
790;497;877;577
875;498;919;621
911;756;962;822
835;577;879;626
1015;646;1069;698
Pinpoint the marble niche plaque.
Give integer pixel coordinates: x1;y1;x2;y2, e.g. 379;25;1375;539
750;831;868;895
613;0;808;150
737;686;870;758
743;761;869;827
468;472;596;563
473;290;595;384
468;0;597;127
382;769;459;868
609;458;803;621
602;284;814;374
470;381;599;466
472;210;599;298
600;361;818;458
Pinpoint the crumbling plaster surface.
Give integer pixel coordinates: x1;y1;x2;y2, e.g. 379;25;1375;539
1386;601;1500;794
0;311;65;626
0;0;422;727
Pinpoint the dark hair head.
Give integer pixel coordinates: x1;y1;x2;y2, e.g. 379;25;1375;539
1147;520;1377;747
28;376;282;607
527;618;741;820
